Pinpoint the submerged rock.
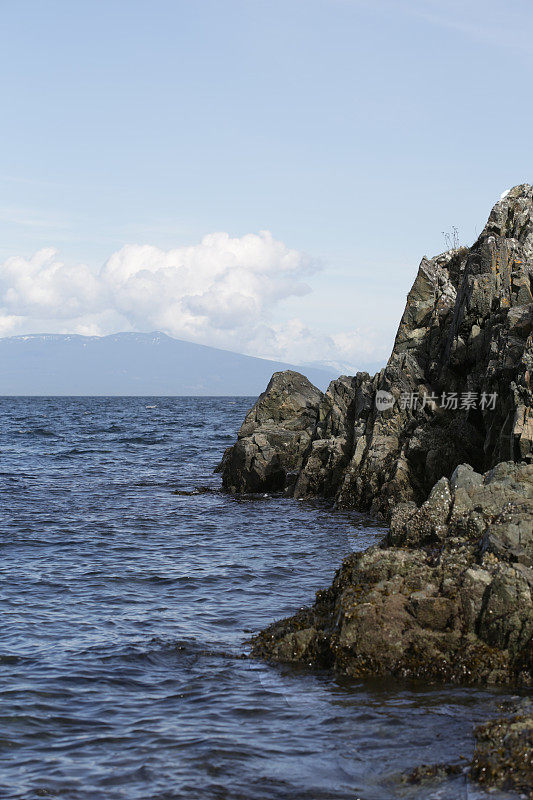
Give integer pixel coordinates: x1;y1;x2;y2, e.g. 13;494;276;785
173;486;214;496
401;702;533;797
470;701;533;798
401;762;463;786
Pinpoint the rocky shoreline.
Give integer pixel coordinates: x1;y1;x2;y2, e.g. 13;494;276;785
400;699;532;798
218;185;533;795
250;460;532;687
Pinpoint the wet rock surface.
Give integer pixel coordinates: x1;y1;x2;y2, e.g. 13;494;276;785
470;700;533;798
401;762;463;786
250;461;532;687
400;701;533;799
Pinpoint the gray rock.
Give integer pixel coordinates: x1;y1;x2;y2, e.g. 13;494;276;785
223;187;533;687
450;463;483;492
217;370;323;493
388;476;452;546
221;185;533;519
293;374;368;498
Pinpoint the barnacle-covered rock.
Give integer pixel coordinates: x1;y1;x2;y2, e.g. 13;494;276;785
250;462;533;686
470;700;533;798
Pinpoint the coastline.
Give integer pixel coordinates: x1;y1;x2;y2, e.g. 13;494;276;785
220;185;533;796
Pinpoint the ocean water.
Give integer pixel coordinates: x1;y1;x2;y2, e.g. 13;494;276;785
0;397;521;800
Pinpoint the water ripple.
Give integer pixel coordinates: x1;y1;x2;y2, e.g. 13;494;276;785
0;397;520;800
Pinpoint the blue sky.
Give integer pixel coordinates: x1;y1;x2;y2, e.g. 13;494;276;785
0;0;531;370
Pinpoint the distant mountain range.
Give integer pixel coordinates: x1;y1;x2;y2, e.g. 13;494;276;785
0;332;340;395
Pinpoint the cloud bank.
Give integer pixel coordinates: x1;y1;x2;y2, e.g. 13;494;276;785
0;231;387;371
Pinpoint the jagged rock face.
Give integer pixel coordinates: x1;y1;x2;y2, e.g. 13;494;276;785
292;373;373;498
250;462;533;686
336;185;533;516
216;370;323;493
220;184;533;518
389;461;533;564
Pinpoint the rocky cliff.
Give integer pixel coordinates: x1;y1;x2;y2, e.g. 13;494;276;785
220;184;533;520
218;186;533;793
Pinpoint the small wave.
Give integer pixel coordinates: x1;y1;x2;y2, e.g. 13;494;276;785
134;478;178;488
31;427;58;438
89;637;246;670
56;447;114;458
118;435;168;445
173;486;216;496
0;653;38;666
88;423;124;433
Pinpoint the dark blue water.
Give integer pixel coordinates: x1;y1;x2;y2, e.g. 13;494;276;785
0;398;520;800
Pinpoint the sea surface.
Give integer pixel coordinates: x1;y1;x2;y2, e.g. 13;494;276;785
0;397;522;800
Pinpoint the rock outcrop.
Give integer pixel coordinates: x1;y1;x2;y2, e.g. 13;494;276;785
216;370;323;493
220;185;533;519
219;186;533;794
249;461;532;685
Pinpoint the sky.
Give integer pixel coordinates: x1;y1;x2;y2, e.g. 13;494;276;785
0;0;531;372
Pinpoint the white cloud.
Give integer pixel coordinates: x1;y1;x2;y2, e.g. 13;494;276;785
0;313;21;336
249;318;389;372
0;231;388;372
0;248;103;318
